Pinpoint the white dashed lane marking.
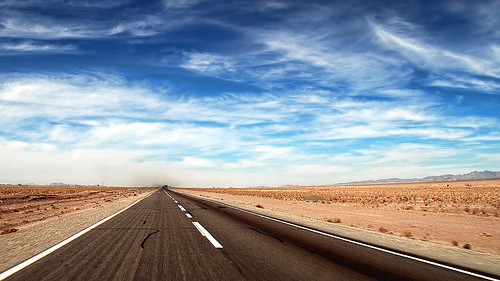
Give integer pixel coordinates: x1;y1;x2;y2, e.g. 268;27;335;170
166;190;221;247
192;222;223;249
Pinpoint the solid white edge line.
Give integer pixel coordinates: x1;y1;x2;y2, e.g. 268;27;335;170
192;222;223;248
180;192;499;281
0;190;156;281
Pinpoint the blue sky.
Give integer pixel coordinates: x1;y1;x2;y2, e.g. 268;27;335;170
0;0;499;187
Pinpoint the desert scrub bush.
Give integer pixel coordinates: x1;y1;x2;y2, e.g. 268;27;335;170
401;230;413;238
378;227;389;233
326;218;341;223
255;204;264;208
451;240;459;246
1;228;18;235
188;181;500;213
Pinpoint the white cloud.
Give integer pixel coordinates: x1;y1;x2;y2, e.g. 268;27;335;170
164;0;201;8
0;18;97;38
0;14;168;39
259;31;406;90
0;0;131;8
0;72;498;186
0;41;77;53
370;19;500;78
177;24;411;91
290;164;350;176
179;157;217;168
493;45;500;62
181;52;236;77
429;74;500;93
0;73;159;118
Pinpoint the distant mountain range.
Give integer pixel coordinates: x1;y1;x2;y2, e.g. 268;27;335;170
340;170;500;185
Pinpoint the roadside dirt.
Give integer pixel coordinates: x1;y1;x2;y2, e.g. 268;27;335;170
176;179;500;255
0;185;155;235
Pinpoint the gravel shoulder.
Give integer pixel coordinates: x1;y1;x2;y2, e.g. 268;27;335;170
174;189;500;278
0;190;155;273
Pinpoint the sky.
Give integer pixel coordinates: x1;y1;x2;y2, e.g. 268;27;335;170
0;0;499;187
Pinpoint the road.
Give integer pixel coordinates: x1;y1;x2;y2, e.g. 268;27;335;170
2;189;498;281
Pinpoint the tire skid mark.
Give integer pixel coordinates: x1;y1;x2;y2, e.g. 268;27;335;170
140;230;160;249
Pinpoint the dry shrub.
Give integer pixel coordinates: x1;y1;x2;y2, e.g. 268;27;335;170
462;243;471;249
480;232;493;237
184;180;500;216
451;240;459;246
378;227;388;233
256;204;264;208
1;228;18;235
401;230;413;238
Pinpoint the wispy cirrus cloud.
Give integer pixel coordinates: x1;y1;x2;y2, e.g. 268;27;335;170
0;41;77;53
181;52;237;77
370;19;499;78
0;17;168;39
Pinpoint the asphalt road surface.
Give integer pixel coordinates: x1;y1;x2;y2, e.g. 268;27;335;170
3;189;498;281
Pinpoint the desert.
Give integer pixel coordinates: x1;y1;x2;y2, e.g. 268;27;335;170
0;184;156;235
176;179;500;255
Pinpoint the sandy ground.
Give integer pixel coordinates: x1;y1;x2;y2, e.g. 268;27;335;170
0;185;155;234
176;180;500;256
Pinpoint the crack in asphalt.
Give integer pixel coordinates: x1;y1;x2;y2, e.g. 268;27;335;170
247;227;284;243
195;204;207;210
